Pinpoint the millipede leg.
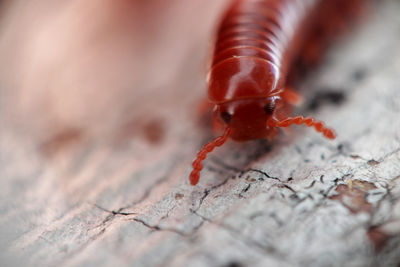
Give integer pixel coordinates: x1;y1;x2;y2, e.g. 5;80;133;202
189;127;232;185
269;116;336;139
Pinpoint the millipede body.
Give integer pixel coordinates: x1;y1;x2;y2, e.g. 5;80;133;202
190;0;364;185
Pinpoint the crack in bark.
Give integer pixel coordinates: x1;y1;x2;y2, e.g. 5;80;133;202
159;204;177;222
305;180;316;189
95;204;205;238
377;147;400;163
130;217;188;237
347;146;400;168
238;184;251;198
194;166;282;211
239;168;281;181
116;169;174;212
94;204;137;216
93;204;137;227
210;157;281;182
193;177;231;212
93;159;179;220
191;210;285;258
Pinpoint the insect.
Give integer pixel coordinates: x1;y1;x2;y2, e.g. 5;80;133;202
189;0;364;186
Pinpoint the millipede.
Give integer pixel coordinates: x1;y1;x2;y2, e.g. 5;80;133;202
189;0;365;185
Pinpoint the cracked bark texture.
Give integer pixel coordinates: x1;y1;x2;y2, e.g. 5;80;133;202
1;1;400;267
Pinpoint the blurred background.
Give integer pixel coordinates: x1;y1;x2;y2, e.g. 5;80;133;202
0;0;229;145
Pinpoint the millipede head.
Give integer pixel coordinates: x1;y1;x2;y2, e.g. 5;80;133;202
214;96;281;142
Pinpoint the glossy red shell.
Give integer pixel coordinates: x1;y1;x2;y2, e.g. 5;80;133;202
208;57;281;103
207;0;309;104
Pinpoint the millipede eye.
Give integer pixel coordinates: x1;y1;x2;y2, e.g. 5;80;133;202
264;102;276;115
220;111;232;123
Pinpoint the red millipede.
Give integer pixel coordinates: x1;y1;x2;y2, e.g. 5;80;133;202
189;0;365;185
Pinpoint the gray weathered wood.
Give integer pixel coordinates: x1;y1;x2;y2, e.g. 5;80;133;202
1;1;400;267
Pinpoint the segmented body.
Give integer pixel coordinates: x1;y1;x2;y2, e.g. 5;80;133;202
189;0;364;185
209;0;307;104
